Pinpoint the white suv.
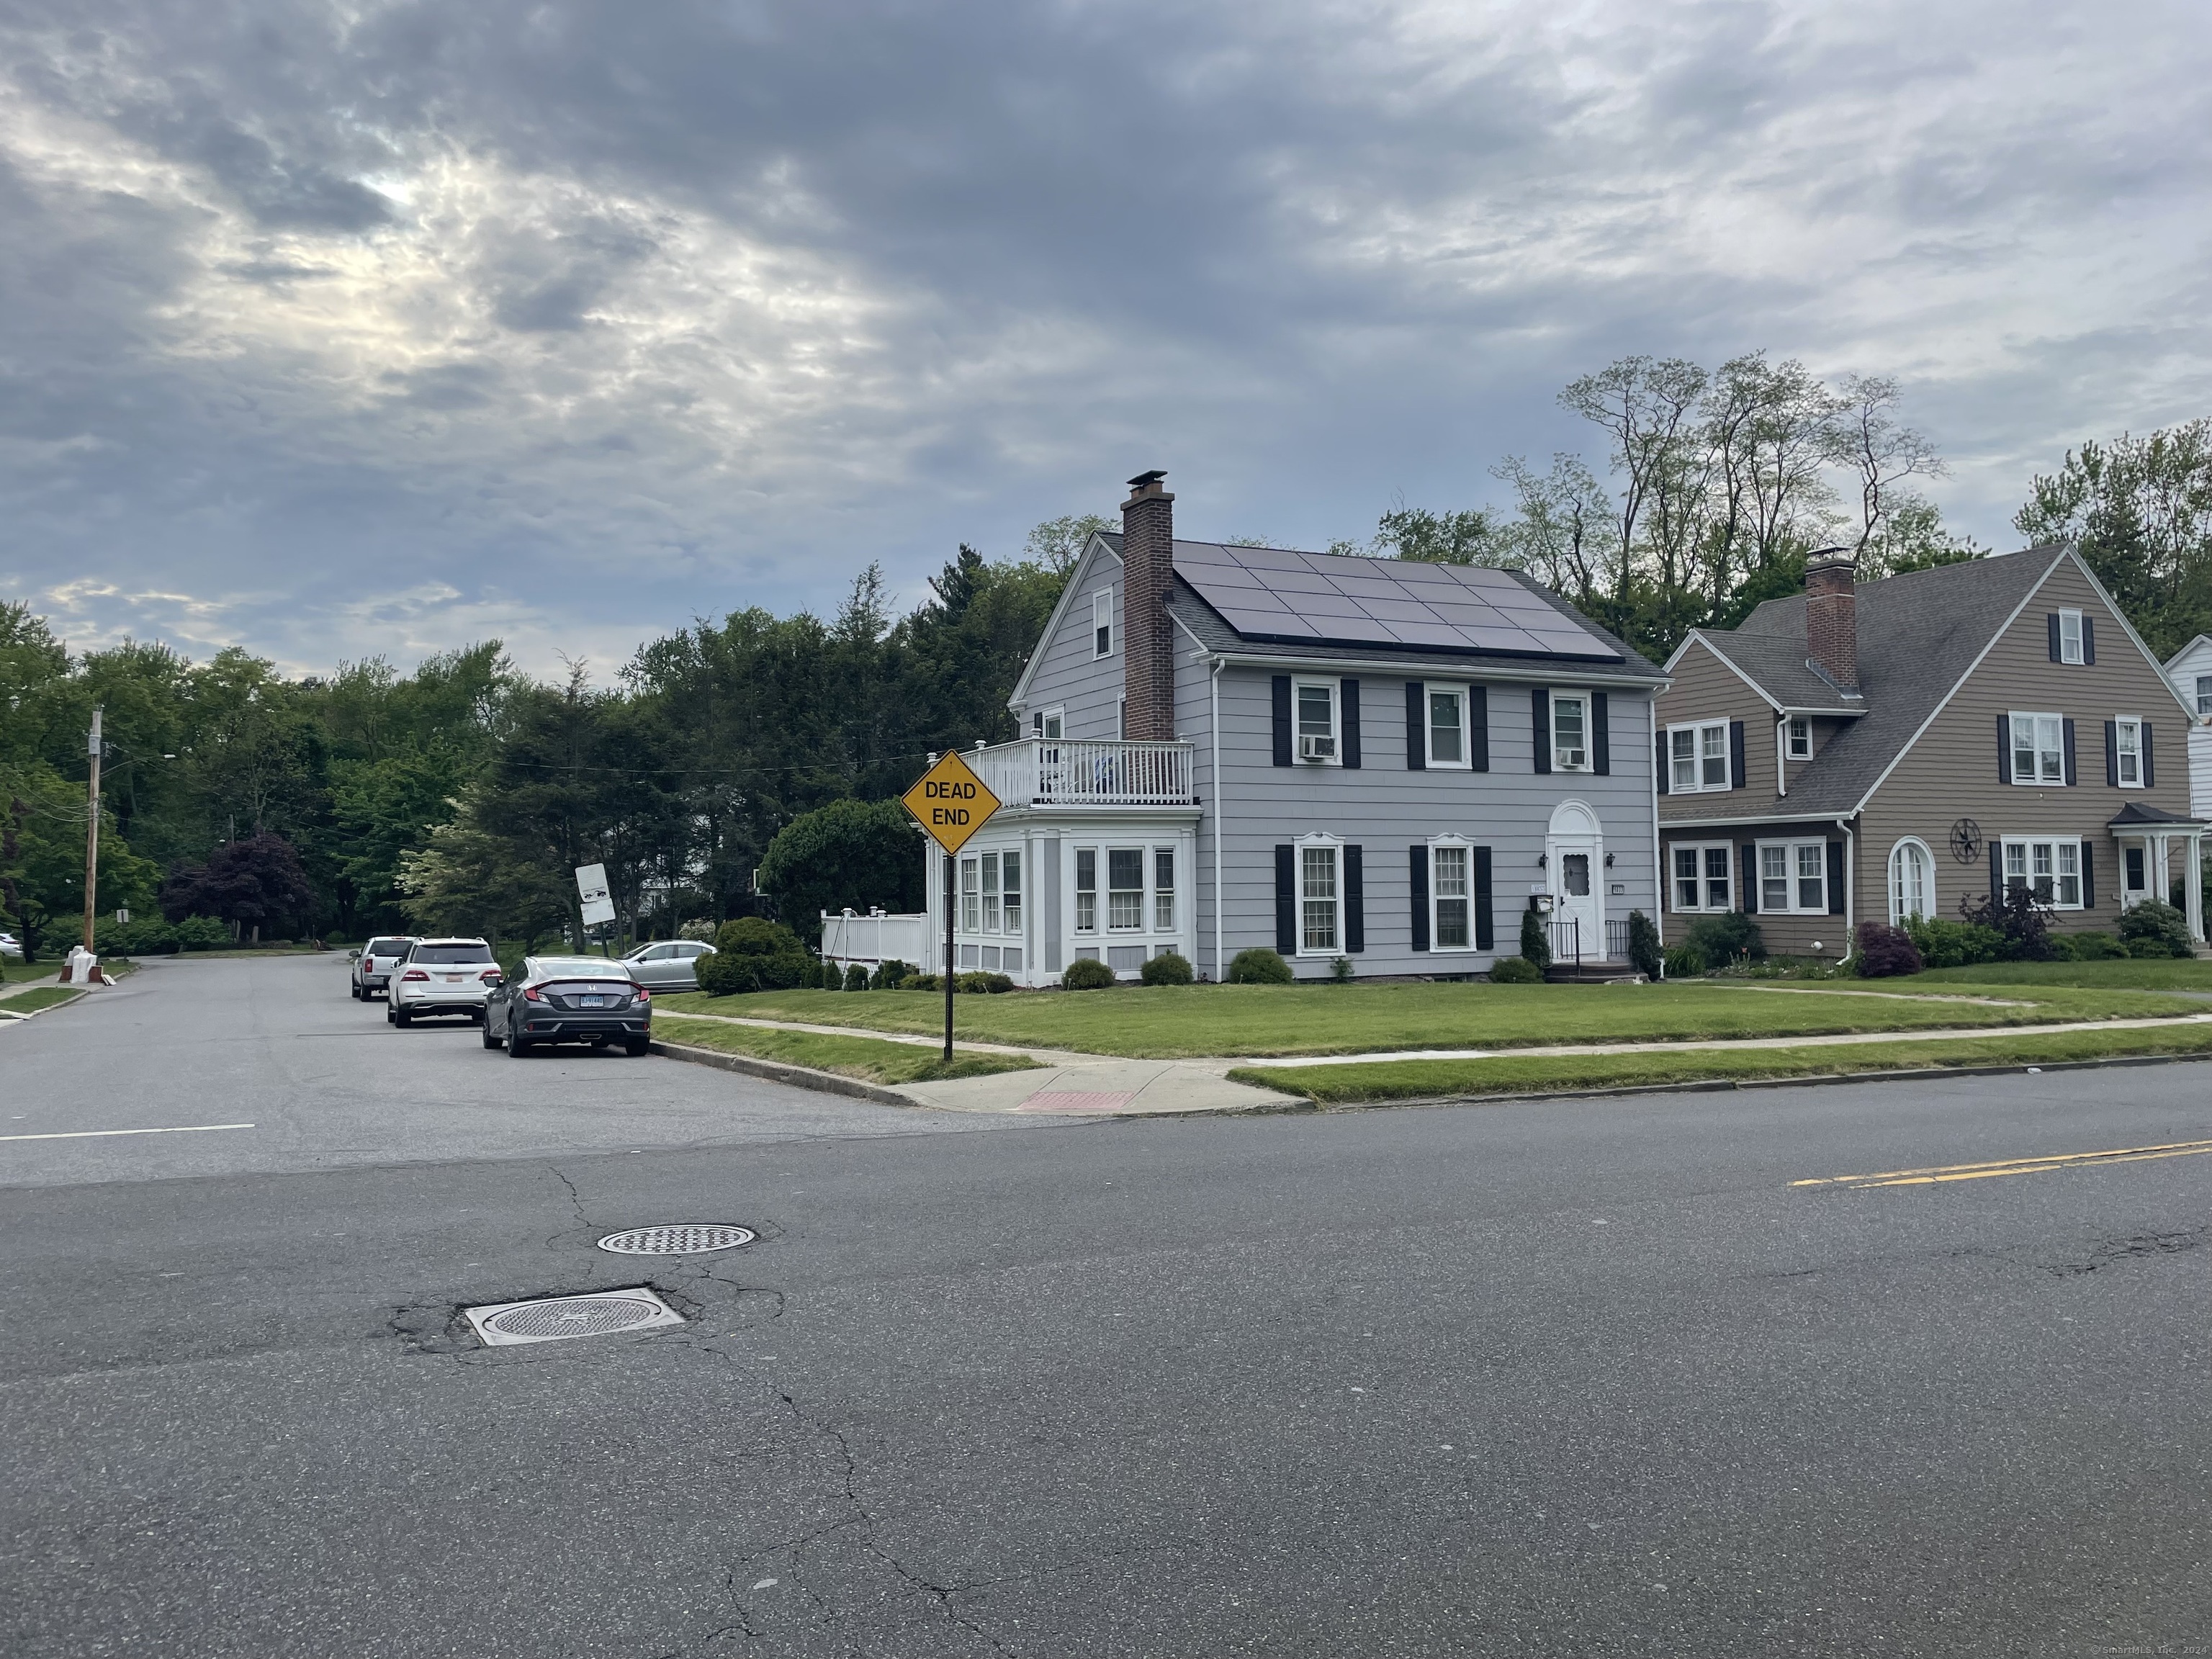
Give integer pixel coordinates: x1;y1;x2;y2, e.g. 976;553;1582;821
388;938;501;1027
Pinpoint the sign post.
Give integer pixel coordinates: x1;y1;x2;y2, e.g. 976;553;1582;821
899;750;1002;1063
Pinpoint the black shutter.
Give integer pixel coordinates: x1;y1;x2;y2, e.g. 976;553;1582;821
1470;685;1489;772
1473;847;1494;950
1655;729;1669;795
1728;720;1747;791
1404;682;1426;770
1990;841;2002;902
1274;844;1296;953
1593;691;1611;775
1408;846;1429;950
2105;720;2119;787
1827;841;1845;915
1341;680;1361;769
2063;719;2077;786
1531;688;1551;774
1996;714;2011;783
2082;840;2095;909
1740;842;1758;912
2144;722;2156;787
1272;678;1292;767
1344;845;1364;953
2047;613;2062;661
2083;615;2097;664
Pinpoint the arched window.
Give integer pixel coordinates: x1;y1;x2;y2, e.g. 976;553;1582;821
1889;838;1933;925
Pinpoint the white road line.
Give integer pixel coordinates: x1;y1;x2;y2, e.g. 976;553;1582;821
0;1123;255;1143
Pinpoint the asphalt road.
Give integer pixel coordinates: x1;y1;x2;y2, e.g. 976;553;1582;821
4;955;2209;1657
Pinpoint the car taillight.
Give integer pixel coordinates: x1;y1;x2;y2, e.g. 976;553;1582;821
480;969;503;982
523;985;543;1002
634;987;649;1001
402;968;430;981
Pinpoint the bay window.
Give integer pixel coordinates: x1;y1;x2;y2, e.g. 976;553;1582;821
1107;848;1144;929
1002;851;1022;933
1074;849;1097;932
960;857;981;932
1154;850;1175;931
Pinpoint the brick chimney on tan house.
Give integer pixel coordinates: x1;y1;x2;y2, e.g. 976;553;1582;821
1804;547;1858;691
1120;469;1177;740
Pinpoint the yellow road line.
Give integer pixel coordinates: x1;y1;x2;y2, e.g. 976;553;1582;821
1794;1137;2212;1190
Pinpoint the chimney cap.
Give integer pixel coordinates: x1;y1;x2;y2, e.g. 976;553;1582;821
1805;546;1856;570
1125;469;1168;493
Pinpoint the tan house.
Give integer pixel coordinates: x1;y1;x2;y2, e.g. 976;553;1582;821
1655;546;2207;956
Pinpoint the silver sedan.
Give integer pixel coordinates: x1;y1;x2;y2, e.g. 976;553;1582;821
622;940;716;990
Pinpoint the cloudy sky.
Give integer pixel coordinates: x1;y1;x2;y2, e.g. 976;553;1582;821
3;0;2208;678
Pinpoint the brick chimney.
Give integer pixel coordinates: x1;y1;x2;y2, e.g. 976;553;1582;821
1804;547;1858;691
1120;469;1176;740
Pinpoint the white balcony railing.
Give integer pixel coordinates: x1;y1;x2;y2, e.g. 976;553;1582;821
970;738;1195;808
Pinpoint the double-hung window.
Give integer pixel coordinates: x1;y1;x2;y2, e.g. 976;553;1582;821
1758;840;1827;914
1074;849;1097;932
1671;844;1732;913
1787;716;1811;759
1552;693;1589;770
1295;680;1339;763
1107;849;1144;929
2198;675;2212;718
1093;590;1114;657
2003;837;2082;908
960;857;982;932
1153;851;1175;931
1668;722;1729;792
1426;688;1469;768
2010;711;2065;785
980;853;1002;932
2058;609;2085;664
1002;851;1022;933
1430;842;1471;949
1300;842;1341;954
2116;716;2144;786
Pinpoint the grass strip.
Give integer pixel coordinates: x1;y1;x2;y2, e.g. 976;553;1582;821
1910;960;2212;991
655;1015;1042;1086
0;986;86;1015
1227;1022;2212;1103
655;980;2208;1059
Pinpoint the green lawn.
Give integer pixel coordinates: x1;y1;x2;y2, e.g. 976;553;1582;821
1911;959;2212;992
1229;1020;2212;1103
0;986;84;1015
2;962;58;984
652;979;2207;1060
655;1015;1041;1086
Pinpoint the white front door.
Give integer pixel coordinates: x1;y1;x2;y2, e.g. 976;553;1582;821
1547;801;1605;958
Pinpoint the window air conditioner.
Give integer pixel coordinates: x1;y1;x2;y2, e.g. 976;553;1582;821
1557;747;1585;770
1299;734;1336;762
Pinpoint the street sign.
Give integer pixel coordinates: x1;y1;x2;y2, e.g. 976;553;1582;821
575;863;617;927
901;750;1002;856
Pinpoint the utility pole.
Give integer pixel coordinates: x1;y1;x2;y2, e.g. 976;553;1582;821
81;707;103;953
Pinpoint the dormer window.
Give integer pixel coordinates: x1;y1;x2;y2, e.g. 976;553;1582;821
1787;716;1811;759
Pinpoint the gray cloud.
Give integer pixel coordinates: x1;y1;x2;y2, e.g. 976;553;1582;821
1;0;2208;675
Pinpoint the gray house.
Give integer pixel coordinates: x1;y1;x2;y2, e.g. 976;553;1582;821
919;471;1668;984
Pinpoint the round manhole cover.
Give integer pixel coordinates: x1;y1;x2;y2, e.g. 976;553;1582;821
480;1294;671;1342
597;1223;757;1256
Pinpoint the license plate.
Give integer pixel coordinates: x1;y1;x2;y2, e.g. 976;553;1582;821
443;974;463;983
580;995;606;1007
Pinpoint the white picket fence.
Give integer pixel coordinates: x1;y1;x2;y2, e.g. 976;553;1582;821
820;909;933;974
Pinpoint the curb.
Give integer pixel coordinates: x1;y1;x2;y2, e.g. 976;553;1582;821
647;1038;919;1108
1271;1046;2212;1112
0;988;87;1022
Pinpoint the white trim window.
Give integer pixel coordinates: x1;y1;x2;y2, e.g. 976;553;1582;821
1552;693;1590;770
1092;588;1115;658
1429;838;1473;950
1668;721;1729;792
1295;679;1341;764
1002;850;1022;934
1670;843;1733;914
1074;848;1097;932
2115;716;2144;787
1786;716;1811;759
1153;850;1175;931
1426;686;1471;768
960;856;982;932
1298;838;1341;955
1889;838;1933;925
2058;608;2085;665
2197;674;2212;718
1758;840;1827;914
1035;708;1064;742
2003;837;2083;909
2010;711;2064;785
1107;848;1145;929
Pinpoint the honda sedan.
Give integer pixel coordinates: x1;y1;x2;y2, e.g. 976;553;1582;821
484;958;651;1056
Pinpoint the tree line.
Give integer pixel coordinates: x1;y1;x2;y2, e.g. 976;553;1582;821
5;355;2204;961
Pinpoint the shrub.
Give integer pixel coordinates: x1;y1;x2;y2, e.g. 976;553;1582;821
1853;919;1923;978
1329;955;1354;983
1958;886;2055;961
955;971;1015;994
175;915;230;950
1226;947;1293;984
1627;911;1663;980
1904;914;2002;969
845;963;871;992
1061;956;1118;990
696;917;813;994
2119;898;2193;959
1661;943;1705;979
904;972;944;991
755;799;928;945
1140;952;1194;986
2065;930;2128;961
95;917;180;956
1489;956;1543;984
1683;911;1763;966
869;958;914;990
1519;904;1551;973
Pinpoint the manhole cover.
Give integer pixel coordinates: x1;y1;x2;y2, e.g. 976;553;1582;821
463;1287;683;1347
596;1223;757;1256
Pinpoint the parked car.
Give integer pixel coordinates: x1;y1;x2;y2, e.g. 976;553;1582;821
388;938;500;1027
621;938;716;990
0;931;22;961
484;958;650;1056
352;935;418;1000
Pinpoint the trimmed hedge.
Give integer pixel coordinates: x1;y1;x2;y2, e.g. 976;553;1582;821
1061;957;1117;990
1225;947;1292;984
1140;952;1194;986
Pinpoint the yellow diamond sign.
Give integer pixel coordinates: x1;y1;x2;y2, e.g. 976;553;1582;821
902;749;1002;856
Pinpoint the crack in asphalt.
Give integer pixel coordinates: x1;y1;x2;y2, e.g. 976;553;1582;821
2041;1226;2210;1277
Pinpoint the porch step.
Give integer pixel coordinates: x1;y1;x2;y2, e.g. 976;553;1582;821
1543;962;1647;985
